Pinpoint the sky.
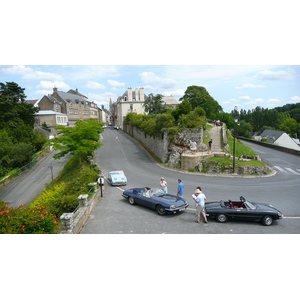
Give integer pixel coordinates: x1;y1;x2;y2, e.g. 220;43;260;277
1;1;299;115
1;64;299;113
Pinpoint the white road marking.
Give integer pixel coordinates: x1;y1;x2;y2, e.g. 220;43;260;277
285;168;300;175
274;166;287;172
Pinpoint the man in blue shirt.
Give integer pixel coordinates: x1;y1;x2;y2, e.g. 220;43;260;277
177;179;184;197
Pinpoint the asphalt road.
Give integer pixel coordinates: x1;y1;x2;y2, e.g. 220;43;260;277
82;127;300;234
0;151;70;207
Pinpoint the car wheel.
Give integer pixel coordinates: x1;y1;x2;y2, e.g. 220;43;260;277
261;215;273;226
128;197;135;205
216;213;228;223
156;205;166;215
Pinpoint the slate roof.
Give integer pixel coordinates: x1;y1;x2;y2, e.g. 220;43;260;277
260;129;285;143
57;91;86;103
68;89;87;99
162;95;178;105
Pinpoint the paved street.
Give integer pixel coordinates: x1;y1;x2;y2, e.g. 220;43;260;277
81;127;300;234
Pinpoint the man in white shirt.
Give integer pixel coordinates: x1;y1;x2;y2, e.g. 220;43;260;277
193;189;208;223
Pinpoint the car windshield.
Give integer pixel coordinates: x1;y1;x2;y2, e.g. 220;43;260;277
110;171;124;176
244;200;256;209
149;188;165;197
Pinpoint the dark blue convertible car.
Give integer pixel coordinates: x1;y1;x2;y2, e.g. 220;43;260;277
122;187;189;215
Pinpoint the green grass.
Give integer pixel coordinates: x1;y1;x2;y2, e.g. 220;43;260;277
207;156;266;167
227;135;257;157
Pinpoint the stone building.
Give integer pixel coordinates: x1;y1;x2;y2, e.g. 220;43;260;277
35;110;68;128
38;87;101;125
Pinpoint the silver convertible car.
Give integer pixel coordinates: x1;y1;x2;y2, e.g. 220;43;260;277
122;187;189;215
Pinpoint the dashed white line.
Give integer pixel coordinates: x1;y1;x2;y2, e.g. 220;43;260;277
274;166;287;172
285;168;300;175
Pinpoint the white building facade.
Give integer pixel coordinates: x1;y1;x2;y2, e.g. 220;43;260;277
115;87;148;129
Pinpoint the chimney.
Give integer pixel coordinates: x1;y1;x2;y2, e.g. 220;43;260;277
128;87;132;101
140;87;144;101
135;88;139;101
53;87;58;94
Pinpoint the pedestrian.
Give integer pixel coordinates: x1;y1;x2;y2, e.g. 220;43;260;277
177;179;184;197
208;139;212;153
193;188;208;223
192;186;203;207
159;177;168;194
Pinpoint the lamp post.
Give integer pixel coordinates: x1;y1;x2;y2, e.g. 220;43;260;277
49;163;53;181
232;106;238;174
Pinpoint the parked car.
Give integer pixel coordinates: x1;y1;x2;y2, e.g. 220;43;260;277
122;187;189;215
205;196;283;226
107;170;127;186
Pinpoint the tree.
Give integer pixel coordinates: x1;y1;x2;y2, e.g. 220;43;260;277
171;99;192;122
143;93;167;114
234;120;253;138
279;117;299;136
51;119;103;163
179;85;223;119
0;82;38;129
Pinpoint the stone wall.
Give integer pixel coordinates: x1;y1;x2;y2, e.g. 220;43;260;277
123;125;205;167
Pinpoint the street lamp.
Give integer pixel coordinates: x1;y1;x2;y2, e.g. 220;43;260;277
49;163;54;181
232;106;238;174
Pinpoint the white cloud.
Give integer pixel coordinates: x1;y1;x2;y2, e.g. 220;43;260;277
34;81;70;96
140;72;176;89
68;66;120;80
107;79;125;87
246;98;265;105
267;98;281;104
85;81;106;90
239;96;252;100
235;83;265;89
291;96;300;102
162;89;185;98
255;70;294;80
2;65;63;81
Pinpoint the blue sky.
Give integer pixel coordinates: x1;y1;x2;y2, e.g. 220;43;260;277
0;65;299;113
1;1;299;114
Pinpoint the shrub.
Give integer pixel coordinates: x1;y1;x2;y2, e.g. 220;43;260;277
0;202;60;234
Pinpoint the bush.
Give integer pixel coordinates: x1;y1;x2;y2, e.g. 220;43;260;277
0;202;60;234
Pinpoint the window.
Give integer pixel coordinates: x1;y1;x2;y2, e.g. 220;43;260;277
69;108;78;115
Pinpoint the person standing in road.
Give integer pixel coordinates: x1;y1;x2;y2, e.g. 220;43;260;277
177;179;184;197
192;186;203;207
193;188;208;223
208;139;212;153
159;177;168;194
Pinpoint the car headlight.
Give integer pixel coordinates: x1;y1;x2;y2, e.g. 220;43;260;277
170;205;176;210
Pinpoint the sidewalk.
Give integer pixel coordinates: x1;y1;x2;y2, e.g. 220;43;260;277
209;124;222;152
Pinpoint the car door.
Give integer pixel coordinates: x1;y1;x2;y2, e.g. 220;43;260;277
229;204;258;221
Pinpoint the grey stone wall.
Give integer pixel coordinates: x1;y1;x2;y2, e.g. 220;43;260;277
123;125;205;167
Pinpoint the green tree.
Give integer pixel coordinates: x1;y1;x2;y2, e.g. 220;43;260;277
143;93;167;114
51;119;103;163
234;120;253;138
178;110;206;129
279;117;299;136
179;85;223;118
171;99;192;122
0;82;38;129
